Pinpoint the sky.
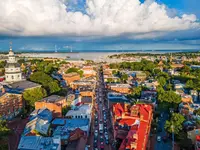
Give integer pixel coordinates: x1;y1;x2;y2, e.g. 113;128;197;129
0;0;200;52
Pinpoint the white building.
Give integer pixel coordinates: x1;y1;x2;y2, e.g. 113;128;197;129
5;47;22;82
65;104;92;119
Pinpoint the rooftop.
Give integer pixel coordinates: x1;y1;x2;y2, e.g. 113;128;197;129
81;96;92;103
39;95;65;103
66;104;92;116
63;72;79;77
18;136;60;150
9;80;41;90
109;83;131;88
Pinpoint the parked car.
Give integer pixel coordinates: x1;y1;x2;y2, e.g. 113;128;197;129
157;136;161;142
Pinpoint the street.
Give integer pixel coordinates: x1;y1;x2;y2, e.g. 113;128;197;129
89;65;113;150
154;112;172;150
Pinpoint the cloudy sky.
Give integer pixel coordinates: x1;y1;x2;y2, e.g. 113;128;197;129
0;0;200;51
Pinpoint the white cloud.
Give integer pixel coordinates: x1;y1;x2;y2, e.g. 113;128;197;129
0;0;199;38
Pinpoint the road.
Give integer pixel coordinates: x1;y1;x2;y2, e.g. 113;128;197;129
154;112;172;150
90;65;113;150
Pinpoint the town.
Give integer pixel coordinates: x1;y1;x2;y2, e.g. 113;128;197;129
1;47;200;150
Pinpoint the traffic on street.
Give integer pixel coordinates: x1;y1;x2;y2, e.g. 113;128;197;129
91;66;113;150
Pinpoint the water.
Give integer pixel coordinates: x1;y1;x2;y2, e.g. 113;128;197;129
17;49;200;61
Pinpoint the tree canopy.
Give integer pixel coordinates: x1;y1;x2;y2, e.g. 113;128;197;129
164;113;185;135
0;119;10;139
66;67;83;77
157;89;181;104
23;87;47;107
30;71;61;94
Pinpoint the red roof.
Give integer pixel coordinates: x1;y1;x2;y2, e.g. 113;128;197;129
197;135;200;141
113;103;153;150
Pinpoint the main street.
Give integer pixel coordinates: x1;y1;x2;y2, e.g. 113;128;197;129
90;65;113;150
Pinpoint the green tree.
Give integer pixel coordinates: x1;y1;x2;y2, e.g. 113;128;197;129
66;67;83;77
23;87;47;107
185;80;195;89
158;90;181;104
120;73;128;83
164;113;185;135
47;81;61;94
130;86;142;99
0;119;11;139
30;71;53;86
194;108;200;116
157;76;166;87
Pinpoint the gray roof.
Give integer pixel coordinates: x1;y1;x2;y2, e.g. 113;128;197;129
39;95;65;103
9;80;41;90
5;63;20;68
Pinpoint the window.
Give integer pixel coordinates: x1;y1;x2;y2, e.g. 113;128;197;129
11;76;14;79
85;115;87;118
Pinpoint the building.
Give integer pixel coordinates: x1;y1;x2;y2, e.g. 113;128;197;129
140;90;157;106
107;83;131;94
5;46;22;82
107;92;130;105
70;81;94;90
52;118;89;145
35;95;66;118
82;66;96;77
0;88;23;120
112;103;153;150
23;108;52;136
65;104;92;120
8;80;41;91
63;72;80;85
18;136;61;150
195;135;200;150
188;129;200;144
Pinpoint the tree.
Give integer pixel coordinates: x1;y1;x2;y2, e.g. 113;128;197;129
120;73;128;83
130;86;142;99
47;81;61;94
66;67;83;77
185;80;195;89
157;76;166;87
23;87;47;107
0;119;10;139
158;90;181;104
30;71;53;87
164;113;185;135
194;108;200;116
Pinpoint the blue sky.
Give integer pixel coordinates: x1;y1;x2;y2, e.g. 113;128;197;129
0;0;199;51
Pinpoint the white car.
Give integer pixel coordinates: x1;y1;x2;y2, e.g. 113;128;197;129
94;130;98;137
157;136;161;142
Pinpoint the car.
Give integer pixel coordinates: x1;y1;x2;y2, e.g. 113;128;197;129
157;136;161;142
100;142;104;149
94;130;98;137
93;140;97;148
105;139;109;144
100;136;104;142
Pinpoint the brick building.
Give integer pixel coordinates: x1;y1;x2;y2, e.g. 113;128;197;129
113;103;153;150
62;72;80;85
35;95;66;118
0;88;23;120
107;84;131;94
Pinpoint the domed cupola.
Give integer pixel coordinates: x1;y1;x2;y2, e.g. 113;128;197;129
5;43;22;82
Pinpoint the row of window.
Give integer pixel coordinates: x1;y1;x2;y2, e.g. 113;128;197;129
6;75;20;79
